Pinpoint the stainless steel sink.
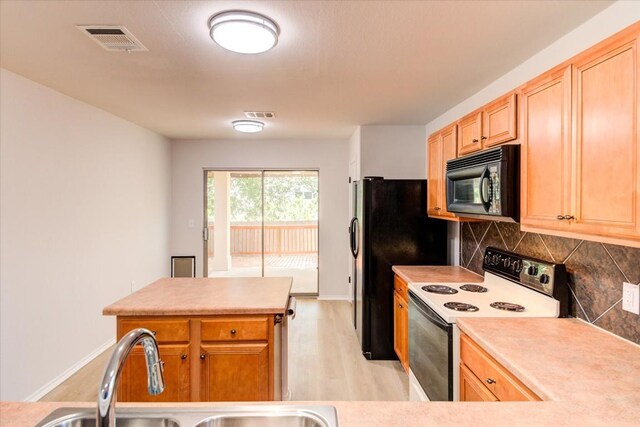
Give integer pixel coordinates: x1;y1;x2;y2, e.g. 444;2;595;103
36;406;338;427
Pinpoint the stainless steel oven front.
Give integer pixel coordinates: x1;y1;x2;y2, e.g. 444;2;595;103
408;290;453;401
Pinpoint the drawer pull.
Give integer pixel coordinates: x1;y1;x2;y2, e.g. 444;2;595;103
472;139;479;143
486;378;496;384
180;354;187;360
150;330;157;336
230;329;237;335
200;354;206;360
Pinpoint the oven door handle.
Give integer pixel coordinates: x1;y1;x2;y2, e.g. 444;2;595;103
409;292;450;331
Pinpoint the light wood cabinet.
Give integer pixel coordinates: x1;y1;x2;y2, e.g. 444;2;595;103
520;65;572;231
457;93;517;156
393;275;409;373
459;362;498;402
521;25;640;245
570;33;639;240
457;110;483;156
427;124;458;219
459;333;540;402
117;315;276;402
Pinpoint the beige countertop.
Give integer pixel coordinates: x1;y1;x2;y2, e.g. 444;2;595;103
4;400;640;427
392;265;483;284
457;317;640;402
103;277;292;316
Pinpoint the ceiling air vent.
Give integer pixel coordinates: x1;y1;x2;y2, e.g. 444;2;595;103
244;111;276;119
76;26;148;52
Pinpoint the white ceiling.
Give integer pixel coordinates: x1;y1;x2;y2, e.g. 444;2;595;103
0;0;614;140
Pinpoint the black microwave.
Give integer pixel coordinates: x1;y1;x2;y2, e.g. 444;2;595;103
445;145;519;222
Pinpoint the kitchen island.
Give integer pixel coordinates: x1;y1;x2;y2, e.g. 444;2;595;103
103;277;292;403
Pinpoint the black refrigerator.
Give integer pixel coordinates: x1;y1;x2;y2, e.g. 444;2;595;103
349;177;447;360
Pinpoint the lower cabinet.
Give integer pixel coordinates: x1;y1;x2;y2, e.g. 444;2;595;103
200;343;270;402
393;275;409;373
459;333;540;401
120;344;191;402
117;315;275;402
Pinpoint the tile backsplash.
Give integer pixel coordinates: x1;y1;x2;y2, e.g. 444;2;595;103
460;221;640;344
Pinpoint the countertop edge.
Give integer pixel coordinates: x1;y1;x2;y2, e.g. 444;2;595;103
102;307;288;316
392;265;483;285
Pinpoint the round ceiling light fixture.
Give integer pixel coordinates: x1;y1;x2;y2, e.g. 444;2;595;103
209;11;279;54
232;120;264;133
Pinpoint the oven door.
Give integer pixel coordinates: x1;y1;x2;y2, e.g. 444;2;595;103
446;164;491;215
408;290;453;401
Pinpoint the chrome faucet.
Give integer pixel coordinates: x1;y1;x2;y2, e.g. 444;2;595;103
97;328;165;427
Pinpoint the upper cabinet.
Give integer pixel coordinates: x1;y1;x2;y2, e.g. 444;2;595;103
457;111;483;156
521;25;640;245
570;33;639;240
457;92;517;156
428;123;458;219
520;65;572;231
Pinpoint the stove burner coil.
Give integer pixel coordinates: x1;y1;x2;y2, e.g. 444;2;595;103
490;301;525;312
444;302;479;312
422;285;458;295
459;284;488;293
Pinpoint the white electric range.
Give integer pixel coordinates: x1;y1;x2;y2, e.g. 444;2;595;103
407;247;569;402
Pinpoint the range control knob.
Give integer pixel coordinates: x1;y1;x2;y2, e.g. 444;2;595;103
539;274;550;285
502;258;511;268
527;265;538;276
512;260;522;273
491;254;499;265
484;254;491;265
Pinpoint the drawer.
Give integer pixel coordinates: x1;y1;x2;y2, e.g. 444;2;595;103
394;275;409;301
119;318;190;344
201;316;270;342
460;333;540;401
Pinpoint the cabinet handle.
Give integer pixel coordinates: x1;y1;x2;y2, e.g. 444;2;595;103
434;207;441;211
180;354;187;360
398;304;403;309
230;329;237;335
150;330;157;336
556;215;565;220
481;136;487;140
563;215;575;220
200;354;206;360
486;378;496;384
472;139;479;143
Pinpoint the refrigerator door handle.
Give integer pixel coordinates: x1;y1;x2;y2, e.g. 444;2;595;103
350;218;360;258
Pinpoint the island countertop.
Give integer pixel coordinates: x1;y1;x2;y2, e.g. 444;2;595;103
103;277;292;316
457;317;640;402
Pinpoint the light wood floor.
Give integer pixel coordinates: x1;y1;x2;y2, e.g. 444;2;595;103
40;299;408;402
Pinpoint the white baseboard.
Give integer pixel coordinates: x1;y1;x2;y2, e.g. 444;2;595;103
317;295;351;301
25;338;116;402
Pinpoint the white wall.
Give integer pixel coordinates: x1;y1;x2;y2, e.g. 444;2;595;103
0;69;171;401
426;1;640;266
170;139;350;299
358;125;427;179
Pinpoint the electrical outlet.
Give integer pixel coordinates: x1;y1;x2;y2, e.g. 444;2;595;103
622;282;640;314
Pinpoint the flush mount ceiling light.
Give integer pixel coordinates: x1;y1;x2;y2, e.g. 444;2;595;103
209;11;279;54
232;120;264;133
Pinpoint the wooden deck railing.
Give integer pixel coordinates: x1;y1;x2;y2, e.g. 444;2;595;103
207;223;318;256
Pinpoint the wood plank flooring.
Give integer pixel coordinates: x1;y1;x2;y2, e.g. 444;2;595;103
40;299;408;402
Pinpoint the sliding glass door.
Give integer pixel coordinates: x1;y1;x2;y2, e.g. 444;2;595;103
204;170;319;295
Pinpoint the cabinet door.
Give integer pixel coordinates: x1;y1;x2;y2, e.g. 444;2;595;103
119;344;191;402
520;65;572;230
483;92;517;147
440;124;458;218
571;35;640;239
457;110;483;156
393;291;409;373
459;363;498;402
427;133;442;216
200;343;270;401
